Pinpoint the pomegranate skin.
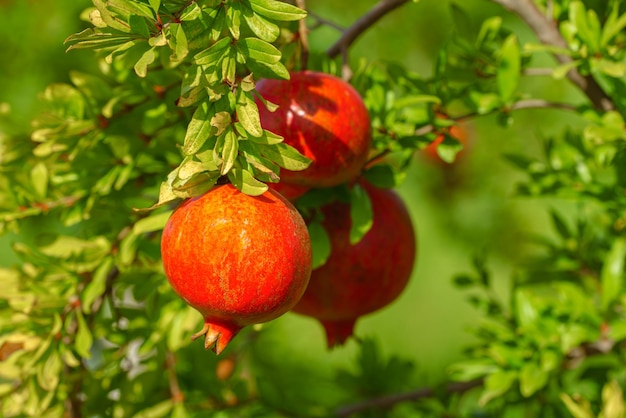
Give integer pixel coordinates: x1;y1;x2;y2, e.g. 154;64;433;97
292;183;416;348
161;184;312;354
256;71;372;188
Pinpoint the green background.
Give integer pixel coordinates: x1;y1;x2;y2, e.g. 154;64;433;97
0;0;583;405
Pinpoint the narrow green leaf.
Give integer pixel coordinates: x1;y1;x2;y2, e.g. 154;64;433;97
132;400;174;418
478;370;517;406
222;51;237;84
134;47;156;78
238;37;282;64
236;90;263;137
129;14;151;38
349;183;373;245
149;0;161;13
93;0;131;32
560;393;595;418
601;238;626;310
194;37;230;65
169;23;189;62
497;34;520;102
220;129;239;175
308;220;331;269
180;3;202;21
227;1;242;39
519;362;548;397
241;4;280;42
248;0;307;21
242;126;283;144
183;102;215;155
549;209;571;239
600;380;625;418
36;351;62;391
75;310;93;359
133;211;172;235
255;142;311;171
81;257;113;314
30;162;49;199
228;167;268;196
601;3;626;46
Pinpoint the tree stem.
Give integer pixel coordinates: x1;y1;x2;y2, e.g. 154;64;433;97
326;0;410;58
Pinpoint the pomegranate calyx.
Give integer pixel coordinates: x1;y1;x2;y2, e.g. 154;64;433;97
320;319;357;349
191;320;241;355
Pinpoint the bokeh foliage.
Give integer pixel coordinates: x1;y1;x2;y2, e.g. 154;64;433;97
2;0;626;417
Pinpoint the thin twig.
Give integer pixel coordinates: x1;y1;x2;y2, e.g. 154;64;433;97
308;11;345;32
334;379;483;417
326;0;410;58
489;0;614;112
166;351;185;403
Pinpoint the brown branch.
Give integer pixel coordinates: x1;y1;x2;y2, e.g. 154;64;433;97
326;0;410;58
489;0;614;112
334;378;483;417
166;351;185;404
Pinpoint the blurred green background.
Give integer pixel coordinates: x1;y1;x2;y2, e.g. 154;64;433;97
0;0;585;400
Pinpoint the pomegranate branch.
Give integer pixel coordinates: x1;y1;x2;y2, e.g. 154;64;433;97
488;0;615;112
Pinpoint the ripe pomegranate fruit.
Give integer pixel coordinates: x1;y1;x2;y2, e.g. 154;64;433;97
255;71;372;189
292;182;416;348
161;184;312;354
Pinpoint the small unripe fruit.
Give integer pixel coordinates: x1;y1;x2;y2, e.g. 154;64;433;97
161;184;312;354
292;183;416;347
256;71;372;189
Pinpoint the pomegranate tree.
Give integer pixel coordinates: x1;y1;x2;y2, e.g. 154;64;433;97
160;184;312;354
255;71;372;192
292;182;416;347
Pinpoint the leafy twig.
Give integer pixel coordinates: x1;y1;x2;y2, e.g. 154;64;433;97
488;0;614;112
326;0;410;59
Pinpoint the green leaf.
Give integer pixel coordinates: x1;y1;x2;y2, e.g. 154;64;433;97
183;102;215;155
134;47;156;77
227;1;242;40
497;34;520;102
561;393;595;418
222;50;237;84
364;164;405;188
129;14;151;38
149;0;161;13
254;142;311;171
133;211;171;235
36;351;62;391
601;3;626;47
228;167;268;196
219;128;239;175
349;183;373;245
30;162;49;199
81;257;113;314
550;209;571;239
519;362;548;397
479;369;517;406
168;23;189;62
241;3;280;42
236;90;263;137
75;310;93;359
600;380;625;418
308;220;331;269
194;37;231;65
248;0;307;21
132;400;174;418
601;238;626;310
238;37;282;64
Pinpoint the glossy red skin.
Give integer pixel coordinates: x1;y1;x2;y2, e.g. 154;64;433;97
255;71;372;188
292;183;416;348
161;184;312;354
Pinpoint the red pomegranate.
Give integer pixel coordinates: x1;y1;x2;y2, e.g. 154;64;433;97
292;183;416;348
161;184;312;354
255;71;372;189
